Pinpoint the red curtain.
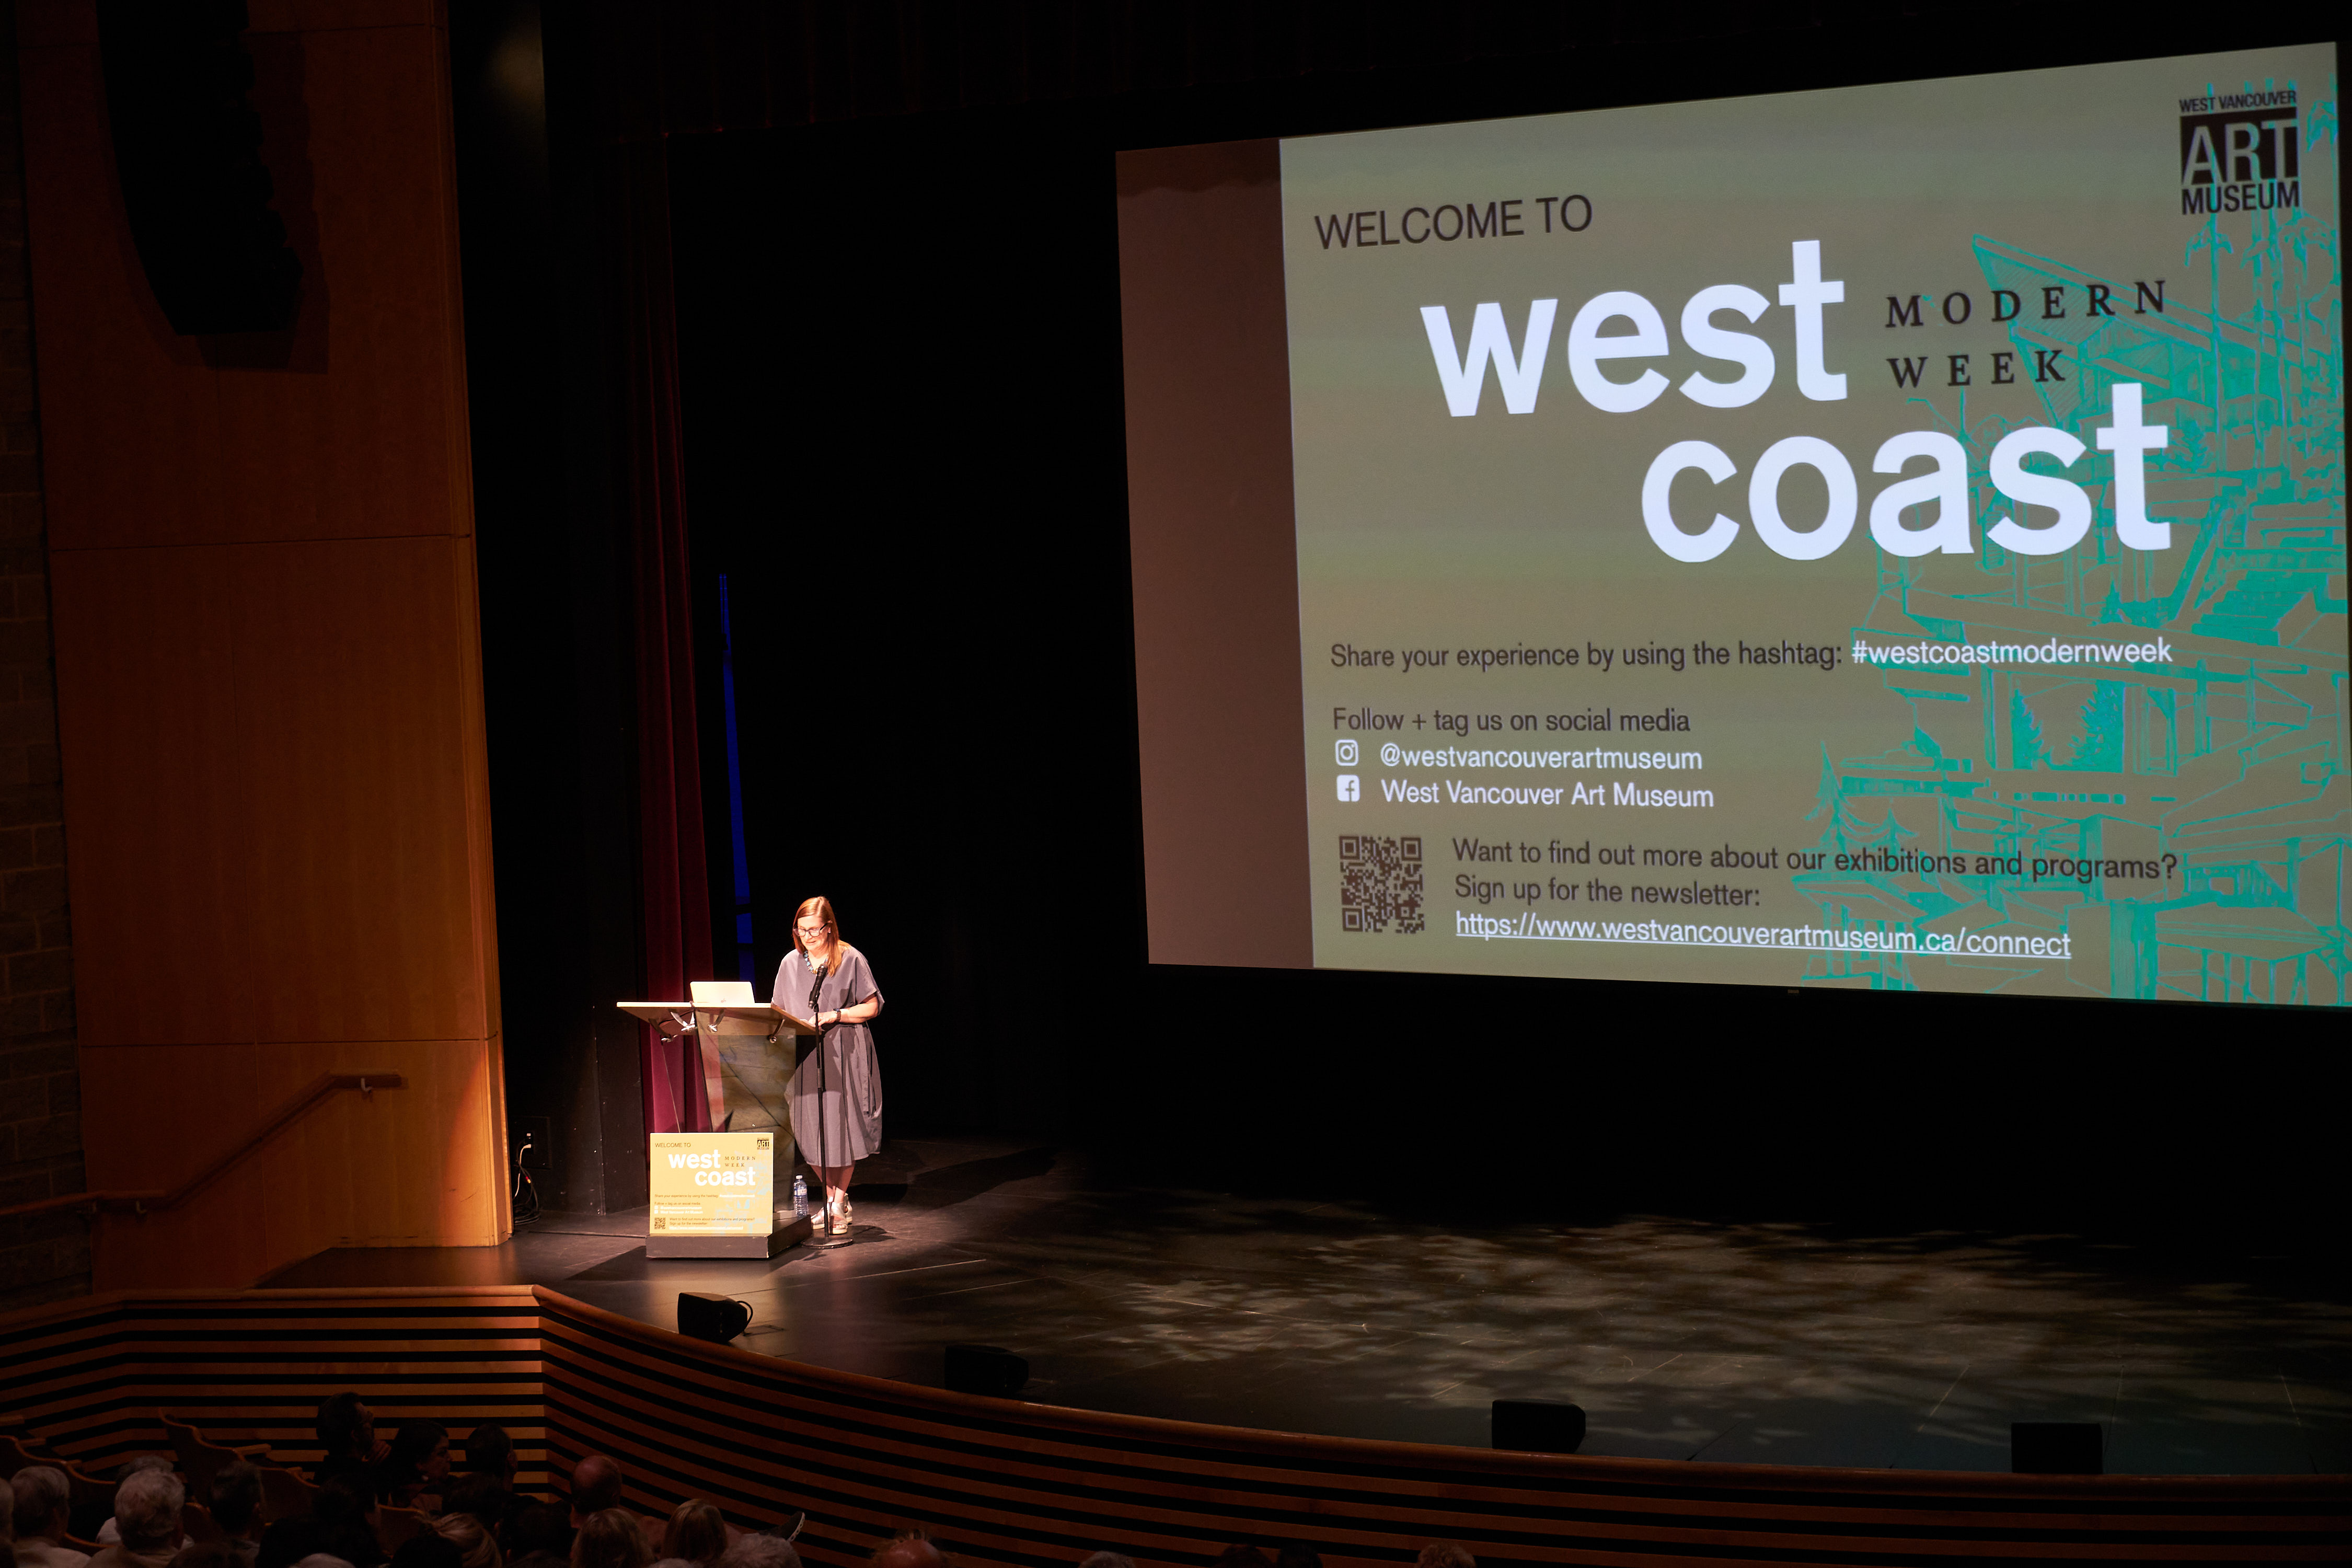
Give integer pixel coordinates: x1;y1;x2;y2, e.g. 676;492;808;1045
617;138;719;1137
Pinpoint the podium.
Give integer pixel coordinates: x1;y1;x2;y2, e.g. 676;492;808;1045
640;1128;812;1258
621;988;819;1259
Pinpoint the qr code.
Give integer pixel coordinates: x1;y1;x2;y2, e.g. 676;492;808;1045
1340;835;1424;933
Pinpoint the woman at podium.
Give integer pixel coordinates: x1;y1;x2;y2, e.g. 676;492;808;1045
776;894;884;1236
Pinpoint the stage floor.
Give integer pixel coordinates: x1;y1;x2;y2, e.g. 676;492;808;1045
263;1137;2351;1474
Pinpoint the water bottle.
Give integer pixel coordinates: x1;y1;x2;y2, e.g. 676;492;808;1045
790;1174;809;1218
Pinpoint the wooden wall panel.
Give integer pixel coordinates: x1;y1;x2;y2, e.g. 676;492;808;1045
51;537;493;1048
17;0;503;1286
75;1039;502;1290
0;1287;549;1486
43;549;251;1046
223;535;488;1043
13;1;471;552
449;531;500;1084
2;1287;2343;1566
245;1037;502;1253
77;1046;272;1288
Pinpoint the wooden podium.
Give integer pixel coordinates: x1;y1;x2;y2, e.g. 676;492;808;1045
621;991;818;1259
633;1125;814;1259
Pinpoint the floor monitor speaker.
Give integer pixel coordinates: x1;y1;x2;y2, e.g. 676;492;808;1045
944;1343;1029;1397
1492;1399;1586;1454
2011;1422;2103;1474
677;1293;752;1344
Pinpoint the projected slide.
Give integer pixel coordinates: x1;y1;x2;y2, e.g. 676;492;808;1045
1120;43;2345;1003
1277;45;2343;1001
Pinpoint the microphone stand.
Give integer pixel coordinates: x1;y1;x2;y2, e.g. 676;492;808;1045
808;958;832;1237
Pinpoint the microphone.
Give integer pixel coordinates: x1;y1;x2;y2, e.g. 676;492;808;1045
808;960;828;1023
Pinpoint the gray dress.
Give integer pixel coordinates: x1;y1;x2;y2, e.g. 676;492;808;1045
774;944;884;1165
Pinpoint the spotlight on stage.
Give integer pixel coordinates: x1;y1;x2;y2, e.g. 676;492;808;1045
677;1293;753;1344
944;1343;1029;1397
2011;1422;2102;1474
1491;1399;1586;1454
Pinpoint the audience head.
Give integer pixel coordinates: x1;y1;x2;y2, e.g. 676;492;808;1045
427;1517;499;1568
1414;1549;1475;1568
387;1423;454;1484
256;1520;329;1568
1211;1551;1269;1568
315;1477;378;1531
464;1426;517;1484
1;1472;11;1549
442;1474;506;1526
13;1466;70;1542
317;1395;377;1462
388;1539;460;1568
116;1467;188;1552
297;1558;360;1568
211;1461;264;1538
170;1545;249;1568
710;1539;795;1568
659;1503;723;1568
390;1538;462;1568
570;1510;648;1568
503;1505;570;1564
1076;1556;1133;1568
567;1458;622;1523
1274;1549;1322;1568
312;1475;384;1566
867;1532;944;1568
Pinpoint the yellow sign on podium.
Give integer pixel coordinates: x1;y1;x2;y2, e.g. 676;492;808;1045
649;1131;775;1239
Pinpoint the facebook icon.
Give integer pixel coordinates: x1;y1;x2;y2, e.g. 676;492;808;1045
1336;774;1361;802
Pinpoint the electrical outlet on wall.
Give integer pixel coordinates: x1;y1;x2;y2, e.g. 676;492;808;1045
517;1115;552;1169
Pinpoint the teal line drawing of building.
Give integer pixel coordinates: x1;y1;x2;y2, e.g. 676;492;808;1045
1795;78;2347;1005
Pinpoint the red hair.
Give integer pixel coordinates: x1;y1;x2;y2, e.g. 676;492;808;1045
792;896;840;959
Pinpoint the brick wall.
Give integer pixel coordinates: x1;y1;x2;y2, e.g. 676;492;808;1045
0;0;88;1314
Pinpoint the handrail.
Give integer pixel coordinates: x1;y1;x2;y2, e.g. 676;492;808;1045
0;1073;405;1221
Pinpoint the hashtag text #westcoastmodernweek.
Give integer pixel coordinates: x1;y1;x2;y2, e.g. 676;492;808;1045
1850;636;2174;668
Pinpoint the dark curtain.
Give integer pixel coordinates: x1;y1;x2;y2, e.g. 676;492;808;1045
575;2;1633;138
574;1;1721;1145
615;137;719;1136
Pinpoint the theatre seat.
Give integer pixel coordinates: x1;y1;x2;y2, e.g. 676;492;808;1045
62;1462;114;1517
257;1464;320;1524
0;1429;52;1478
162;1412;270;1495
377;1504;431;1552
182;1501;225;1543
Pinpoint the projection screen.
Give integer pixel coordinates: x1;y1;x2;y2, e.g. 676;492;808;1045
1120;44;2346;1006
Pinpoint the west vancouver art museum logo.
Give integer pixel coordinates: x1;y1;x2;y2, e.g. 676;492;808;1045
2178;86;2299;215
